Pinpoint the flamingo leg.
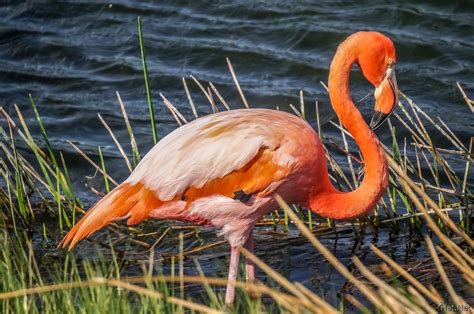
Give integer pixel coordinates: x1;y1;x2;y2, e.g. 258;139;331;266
244;232;258;299
225;246;240;305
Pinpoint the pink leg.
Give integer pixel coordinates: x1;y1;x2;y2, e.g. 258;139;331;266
244;234;258;299
245;233;255;283
225;246;240;305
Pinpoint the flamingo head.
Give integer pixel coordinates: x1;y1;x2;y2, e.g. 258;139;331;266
355;32;399;130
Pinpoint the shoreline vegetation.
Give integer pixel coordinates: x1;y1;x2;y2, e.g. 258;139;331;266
1;18;473;313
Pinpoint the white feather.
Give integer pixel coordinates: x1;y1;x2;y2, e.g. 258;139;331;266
126;109;311;200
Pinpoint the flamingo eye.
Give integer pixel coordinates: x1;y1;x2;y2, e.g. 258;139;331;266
387;58;394;65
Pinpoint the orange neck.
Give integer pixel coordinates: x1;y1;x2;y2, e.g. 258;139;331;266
310;39;388;220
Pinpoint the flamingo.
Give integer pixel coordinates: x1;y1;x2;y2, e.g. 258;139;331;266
62;31;398;304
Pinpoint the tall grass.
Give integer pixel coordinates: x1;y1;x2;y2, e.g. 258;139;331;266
0;18;472;313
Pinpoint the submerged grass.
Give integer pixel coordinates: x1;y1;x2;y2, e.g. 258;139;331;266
0;18;473;313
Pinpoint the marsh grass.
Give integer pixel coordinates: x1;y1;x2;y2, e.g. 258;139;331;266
0;18;472;313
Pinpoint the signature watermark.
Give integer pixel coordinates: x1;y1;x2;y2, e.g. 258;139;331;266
437;303;473;313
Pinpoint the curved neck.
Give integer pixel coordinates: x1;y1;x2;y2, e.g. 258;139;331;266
310;41;388;220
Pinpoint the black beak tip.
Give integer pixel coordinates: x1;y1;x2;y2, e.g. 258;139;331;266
370;111;388;130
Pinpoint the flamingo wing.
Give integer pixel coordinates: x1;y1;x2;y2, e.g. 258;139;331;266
127;109;296;201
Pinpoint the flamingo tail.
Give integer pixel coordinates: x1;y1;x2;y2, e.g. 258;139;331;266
62;182;162;250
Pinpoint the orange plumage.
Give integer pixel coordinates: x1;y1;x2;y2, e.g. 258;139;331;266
183;148;290;203
63;183;163;248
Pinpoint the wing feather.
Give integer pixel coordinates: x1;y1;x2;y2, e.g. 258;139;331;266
127;109;299;201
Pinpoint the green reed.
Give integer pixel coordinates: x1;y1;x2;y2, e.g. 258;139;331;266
138;16;158;145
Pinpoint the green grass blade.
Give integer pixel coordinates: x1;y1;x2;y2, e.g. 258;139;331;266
138;16;157;144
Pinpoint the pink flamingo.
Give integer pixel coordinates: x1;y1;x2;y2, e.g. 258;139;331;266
62;31;398;304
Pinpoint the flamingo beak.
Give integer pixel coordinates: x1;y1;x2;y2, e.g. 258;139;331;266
370;66;398;130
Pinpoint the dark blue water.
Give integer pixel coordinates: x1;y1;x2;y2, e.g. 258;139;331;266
1;1;473;309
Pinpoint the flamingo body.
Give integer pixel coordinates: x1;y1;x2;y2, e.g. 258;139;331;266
64;109;327;248
63;31;399;305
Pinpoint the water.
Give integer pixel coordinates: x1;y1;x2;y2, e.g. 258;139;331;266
1;0;473;309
